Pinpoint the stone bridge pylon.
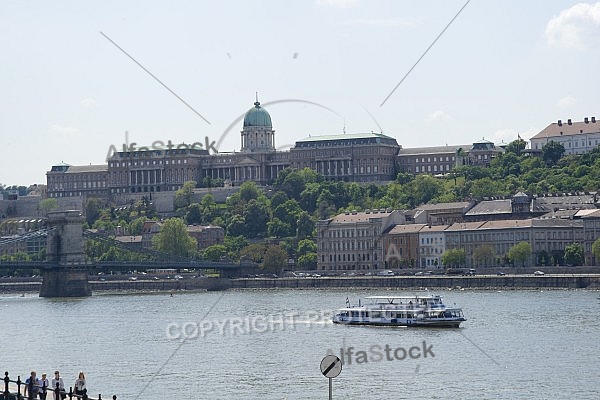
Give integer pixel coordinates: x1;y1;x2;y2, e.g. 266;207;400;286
40;210;91;297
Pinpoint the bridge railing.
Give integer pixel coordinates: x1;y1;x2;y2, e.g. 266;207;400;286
2;372;116;400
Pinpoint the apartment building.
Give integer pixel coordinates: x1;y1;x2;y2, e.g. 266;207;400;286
317;209;405;271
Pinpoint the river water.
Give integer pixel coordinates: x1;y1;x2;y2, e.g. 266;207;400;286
1;288;599;399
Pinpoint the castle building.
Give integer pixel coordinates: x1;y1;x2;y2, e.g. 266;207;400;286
530;117;600;155
47;98;402;199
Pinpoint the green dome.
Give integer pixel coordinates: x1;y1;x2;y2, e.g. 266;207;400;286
243;101;272;127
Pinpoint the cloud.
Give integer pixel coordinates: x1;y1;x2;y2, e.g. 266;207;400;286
558;95;577;109
545;2;600;50
80;97;98;108
341;18;421;28
426;110;450;123
49;124;80;138
315;0;359;8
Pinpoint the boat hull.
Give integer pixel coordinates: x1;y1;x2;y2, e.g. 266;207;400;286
333;319;465;328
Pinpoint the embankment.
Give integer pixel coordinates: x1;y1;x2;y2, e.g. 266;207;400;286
231;274;600;290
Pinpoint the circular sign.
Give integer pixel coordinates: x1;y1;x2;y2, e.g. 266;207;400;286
320;355;342;378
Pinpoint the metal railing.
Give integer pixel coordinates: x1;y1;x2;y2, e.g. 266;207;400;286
2;372;116;400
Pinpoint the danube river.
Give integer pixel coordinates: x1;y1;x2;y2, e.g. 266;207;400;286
2;289;599;399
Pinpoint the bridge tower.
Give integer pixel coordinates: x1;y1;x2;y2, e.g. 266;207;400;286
40;210;91;297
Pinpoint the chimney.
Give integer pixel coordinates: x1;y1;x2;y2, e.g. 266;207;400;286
593;117;597;123
558;120;562;126
568;119;572;125
585;117;589;124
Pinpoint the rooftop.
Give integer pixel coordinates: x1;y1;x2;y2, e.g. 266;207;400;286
531;119;600;140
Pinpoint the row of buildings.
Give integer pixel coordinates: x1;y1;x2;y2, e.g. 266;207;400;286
317;192;600;270
50;98;600;200
46;98;600;202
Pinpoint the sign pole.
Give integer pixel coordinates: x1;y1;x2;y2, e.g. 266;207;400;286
320;355;342;400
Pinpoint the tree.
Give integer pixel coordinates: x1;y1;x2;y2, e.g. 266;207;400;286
267;218;292;238
297;239;317;257
243;199;270;237
296;211;315;239
262;245;288;273
240;243;267;263
273;199;302;232
202;244;228;261
270;191;289;209
239;181;259;202
226;215;246;237
297;252;317;270
564;243;584;266
505;138;527;155
592;238;600;265
185;204;202;225
473;244;495;267
404;175;443;208
152;218;197;257
508;241;531;267
85;198;103;226
129;216;147;235
281;171;306;200
441;248;466;268
38;198;58;216
174;181;196;210
542;141;565;166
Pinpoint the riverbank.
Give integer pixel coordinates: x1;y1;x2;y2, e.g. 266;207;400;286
231;274;600;290
1;274;600;294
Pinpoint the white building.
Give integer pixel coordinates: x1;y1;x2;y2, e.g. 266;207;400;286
530;117;600;155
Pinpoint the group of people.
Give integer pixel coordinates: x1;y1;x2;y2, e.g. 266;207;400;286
23;371;86;399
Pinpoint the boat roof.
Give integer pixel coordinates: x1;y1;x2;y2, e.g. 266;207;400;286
365;295;442;300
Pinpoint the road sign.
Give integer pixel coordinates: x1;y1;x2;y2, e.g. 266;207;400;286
320;355;342;379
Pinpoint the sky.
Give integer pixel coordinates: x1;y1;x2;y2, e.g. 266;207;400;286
1;0;600;186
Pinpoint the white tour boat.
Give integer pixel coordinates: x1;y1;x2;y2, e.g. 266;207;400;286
333;295;466;328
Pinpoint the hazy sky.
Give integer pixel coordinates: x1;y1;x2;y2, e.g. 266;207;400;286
2;0;600;185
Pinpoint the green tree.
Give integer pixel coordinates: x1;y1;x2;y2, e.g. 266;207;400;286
243;199;270;237
270;191;289;209
297;239;317;257
441;248;466;268
473;244;495;267
505;138;527;155
592;238;600;265
404;175;443;208
508;241;532;267
262;245;288;273
38;198;58;216
226;214;246;236
542;141;565;166
129;216;147;235
240;243;267;263
202;244;228;261
239;181;259;202
185;204;202;225
296;211;315;239
174;181;196;210
267;218;292;238
297;252;317;270
152;218;197;257
85;198;103;226
564;243;584;266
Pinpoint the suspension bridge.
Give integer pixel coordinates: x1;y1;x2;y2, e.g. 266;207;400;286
0;210;249;297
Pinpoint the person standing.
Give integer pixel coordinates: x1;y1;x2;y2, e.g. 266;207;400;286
39;373;49;400
51;371;65;400
73;372;86;396
24;371;40;399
